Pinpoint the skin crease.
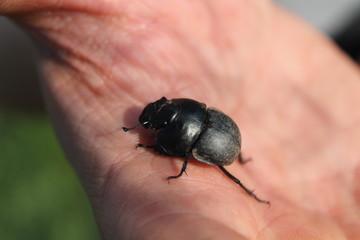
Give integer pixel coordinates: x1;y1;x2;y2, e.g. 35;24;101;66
2;0;360;239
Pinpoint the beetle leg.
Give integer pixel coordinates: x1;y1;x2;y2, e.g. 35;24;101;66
136;143;156;149
218;166;270;205
167;153;190;180
238;153;252;164
137;144;177;157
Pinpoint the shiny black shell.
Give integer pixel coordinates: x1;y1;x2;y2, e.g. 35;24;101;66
138;97;241;166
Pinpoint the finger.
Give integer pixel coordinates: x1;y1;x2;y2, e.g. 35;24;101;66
0;0;106;15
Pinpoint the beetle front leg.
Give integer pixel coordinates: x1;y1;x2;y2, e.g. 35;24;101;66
167;153;190;180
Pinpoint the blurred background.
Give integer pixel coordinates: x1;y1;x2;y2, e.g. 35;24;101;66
1;1;360;239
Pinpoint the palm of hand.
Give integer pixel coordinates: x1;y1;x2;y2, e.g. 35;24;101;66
12;0;360;239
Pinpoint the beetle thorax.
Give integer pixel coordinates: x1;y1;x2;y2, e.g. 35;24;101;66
139;98;179;130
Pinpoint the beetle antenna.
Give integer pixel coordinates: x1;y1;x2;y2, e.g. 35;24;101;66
123;122;147;132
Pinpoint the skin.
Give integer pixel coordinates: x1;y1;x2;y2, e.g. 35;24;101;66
2;0;360;239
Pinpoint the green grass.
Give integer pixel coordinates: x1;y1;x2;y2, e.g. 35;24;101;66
0;108;100;240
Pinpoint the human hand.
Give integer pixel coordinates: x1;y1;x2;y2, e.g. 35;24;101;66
3;0;360;239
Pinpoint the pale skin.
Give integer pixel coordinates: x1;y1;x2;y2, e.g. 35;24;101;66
2;0;360;239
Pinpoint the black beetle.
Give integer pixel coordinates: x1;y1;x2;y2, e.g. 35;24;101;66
123;97;269;204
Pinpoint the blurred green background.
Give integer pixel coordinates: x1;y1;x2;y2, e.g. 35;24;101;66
0;17;100;240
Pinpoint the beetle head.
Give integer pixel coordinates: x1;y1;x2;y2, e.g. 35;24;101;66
139;97;178;129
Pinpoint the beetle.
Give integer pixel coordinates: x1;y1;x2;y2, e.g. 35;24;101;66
123;97;269;204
